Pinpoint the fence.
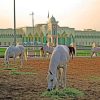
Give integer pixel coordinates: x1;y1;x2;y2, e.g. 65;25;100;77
0;46;43;58
0;46;100;57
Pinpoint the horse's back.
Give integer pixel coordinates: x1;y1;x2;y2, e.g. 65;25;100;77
51;45;70;63
5;46;16;56
54;45;69;54
16;45;24;52
92;47;100;52
5;45;25;57
49;45;70;73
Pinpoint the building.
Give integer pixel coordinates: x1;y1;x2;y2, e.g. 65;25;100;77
0;16;100;49
75;29;100;49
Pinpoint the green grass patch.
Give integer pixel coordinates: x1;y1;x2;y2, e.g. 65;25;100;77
10;71;37;75
1;47;100;57
2;63;16;66
76;50;91;56
76;49;100;56
0;67;18;71
89;76;100;81
1;63;17;68
0;48;6;57
0;48;6;52
63;88;84;97
41;88;84;99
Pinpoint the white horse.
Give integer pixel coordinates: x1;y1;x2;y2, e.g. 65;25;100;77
47;45;70;91
91;42;100;57
4;45;27;67
40;45;54;57
91;47;100;57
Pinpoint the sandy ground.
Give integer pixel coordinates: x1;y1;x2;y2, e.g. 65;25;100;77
0;57;100;100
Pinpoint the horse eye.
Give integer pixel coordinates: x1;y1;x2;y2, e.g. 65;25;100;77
51;79;53;82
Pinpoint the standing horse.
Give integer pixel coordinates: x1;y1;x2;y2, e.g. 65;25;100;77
4;45;27;67
91;42;100;57
47;45;70;91
91;47;100;57
68;46;75;59
40;45;54;57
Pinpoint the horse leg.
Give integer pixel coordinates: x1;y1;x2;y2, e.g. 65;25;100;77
91;52;93;58
44;52;46;57
59;68;64;88
56;68;60;89
70;52;73;59
13;57;16;64
56;67;63;89
63;66;67;88
6;57;9;68
20;55;23;68
72;53;73;59
95;53;97;57
13;53;16;64
91;52;95;58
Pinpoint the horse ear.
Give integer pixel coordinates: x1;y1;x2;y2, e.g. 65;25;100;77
49;71;53;75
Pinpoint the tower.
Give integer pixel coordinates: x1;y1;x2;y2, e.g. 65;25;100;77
47;16;58;46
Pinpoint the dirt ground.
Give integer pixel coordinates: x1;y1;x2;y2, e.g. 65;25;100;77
0;57;100;100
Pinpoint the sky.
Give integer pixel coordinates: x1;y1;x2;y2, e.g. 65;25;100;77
0;0;100;31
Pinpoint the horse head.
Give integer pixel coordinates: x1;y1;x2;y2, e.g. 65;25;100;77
4;52;9;65
47;71;57;91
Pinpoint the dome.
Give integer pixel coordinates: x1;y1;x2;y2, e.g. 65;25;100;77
49;16;56;23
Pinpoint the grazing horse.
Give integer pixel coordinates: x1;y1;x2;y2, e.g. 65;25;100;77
68;46;75;59
91;47;100;57
47;45;70;91
4;45;27;67
40;45;54;57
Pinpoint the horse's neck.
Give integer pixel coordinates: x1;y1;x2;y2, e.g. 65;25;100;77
49;68;57;77
49;62;57;76
48;47;53;53
92;46;96;48
92;43;96;48
5;52;8;59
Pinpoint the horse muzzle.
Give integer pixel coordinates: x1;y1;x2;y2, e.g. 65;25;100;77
47;89;51;91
